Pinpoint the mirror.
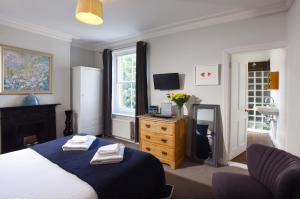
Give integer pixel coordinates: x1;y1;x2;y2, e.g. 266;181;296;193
191;104;219;167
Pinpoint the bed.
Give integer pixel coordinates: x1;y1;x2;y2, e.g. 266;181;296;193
0;136;166;199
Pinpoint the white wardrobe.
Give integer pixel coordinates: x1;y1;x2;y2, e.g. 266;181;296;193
72;66;102;136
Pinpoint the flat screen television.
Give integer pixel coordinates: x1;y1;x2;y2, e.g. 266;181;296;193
153;73;180;90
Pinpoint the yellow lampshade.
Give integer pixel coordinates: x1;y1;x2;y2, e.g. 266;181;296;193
76;0;103;25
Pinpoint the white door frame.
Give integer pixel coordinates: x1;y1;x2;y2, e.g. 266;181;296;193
222;41;287;164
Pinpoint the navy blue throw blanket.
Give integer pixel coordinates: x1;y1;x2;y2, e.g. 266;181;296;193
32;136;166;199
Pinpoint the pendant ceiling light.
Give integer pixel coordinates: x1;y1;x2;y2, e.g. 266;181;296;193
76;0;103;25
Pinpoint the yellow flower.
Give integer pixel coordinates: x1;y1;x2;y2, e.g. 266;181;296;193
167;93;190;107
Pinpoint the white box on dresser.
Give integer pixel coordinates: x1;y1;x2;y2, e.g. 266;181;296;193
72;66;102;136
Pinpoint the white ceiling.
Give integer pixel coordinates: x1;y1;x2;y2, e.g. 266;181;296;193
0;0;292;48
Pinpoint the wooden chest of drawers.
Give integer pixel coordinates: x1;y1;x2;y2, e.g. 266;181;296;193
138;115;186;169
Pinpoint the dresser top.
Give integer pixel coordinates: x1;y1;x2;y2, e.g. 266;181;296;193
137;114;186;123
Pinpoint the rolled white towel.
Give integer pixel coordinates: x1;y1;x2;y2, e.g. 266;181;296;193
68;135;89;144
62;135;96;151
90;144;125;165
98;143;120;155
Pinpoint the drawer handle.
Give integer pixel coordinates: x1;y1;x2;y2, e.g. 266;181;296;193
161;139;167;143
146;147;151;151
161;151;168;156
161;127;167;131
145;135;151;139
145;124;151;128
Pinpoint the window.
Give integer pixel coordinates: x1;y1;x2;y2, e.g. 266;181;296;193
112;47;136;116
247;71;271;131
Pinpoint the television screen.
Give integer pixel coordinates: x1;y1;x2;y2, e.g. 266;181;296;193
153;73;180;90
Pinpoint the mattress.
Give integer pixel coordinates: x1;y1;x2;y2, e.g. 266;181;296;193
0;148;98;199
0;136;166;199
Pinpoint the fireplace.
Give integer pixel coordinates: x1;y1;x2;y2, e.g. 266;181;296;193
18;122;45;146
0;104;59;153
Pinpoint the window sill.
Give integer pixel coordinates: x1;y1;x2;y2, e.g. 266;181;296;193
112;113;135;118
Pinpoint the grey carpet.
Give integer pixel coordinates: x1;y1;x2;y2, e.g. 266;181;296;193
165;171;213;199
103;136;249;199
163;160;248;199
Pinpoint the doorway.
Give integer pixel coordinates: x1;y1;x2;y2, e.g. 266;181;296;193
228;48;286;165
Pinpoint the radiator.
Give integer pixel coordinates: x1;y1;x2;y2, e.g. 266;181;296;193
112;118;135;140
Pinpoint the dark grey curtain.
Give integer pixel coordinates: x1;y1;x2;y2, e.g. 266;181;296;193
135;41;148;142
102;49;113;136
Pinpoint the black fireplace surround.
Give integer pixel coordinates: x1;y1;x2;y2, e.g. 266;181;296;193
0;104;59;154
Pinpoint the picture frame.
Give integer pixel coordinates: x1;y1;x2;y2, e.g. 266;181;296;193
195;65;220;86
0;45;53;94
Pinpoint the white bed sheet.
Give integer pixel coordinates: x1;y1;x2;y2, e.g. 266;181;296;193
0;148;98;199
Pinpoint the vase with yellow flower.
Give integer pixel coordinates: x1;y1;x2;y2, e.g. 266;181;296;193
167;93;190;118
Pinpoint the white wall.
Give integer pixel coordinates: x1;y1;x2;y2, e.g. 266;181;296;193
231;50;270;66
70;46;100;68
0;24;71;140
147;13;286;160
98;12;287;160
95;52;103;69
286;0;300;156
270;48;286;149
148;13;286;109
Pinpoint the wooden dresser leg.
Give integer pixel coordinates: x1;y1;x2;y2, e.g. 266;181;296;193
170;163;176;170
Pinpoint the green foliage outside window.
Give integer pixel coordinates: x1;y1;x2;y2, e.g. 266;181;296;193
118;54;136;110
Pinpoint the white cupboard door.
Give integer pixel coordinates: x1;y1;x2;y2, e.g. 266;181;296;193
229;61;248;160
79;68;101;135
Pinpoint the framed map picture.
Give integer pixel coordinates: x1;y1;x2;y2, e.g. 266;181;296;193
195;65;220;86
0;45;53;94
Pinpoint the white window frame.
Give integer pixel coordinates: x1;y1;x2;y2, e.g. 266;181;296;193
112;47;136;117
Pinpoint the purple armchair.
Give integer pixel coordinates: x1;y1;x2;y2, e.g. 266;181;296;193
212;144;300;199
